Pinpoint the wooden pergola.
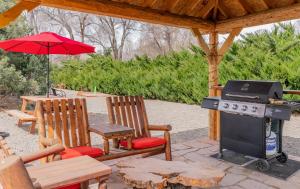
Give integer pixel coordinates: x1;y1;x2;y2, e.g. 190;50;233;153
2;0;300;140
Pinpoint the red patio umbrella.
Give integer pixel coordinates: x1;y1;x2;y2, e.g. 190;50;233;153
0;32;95;97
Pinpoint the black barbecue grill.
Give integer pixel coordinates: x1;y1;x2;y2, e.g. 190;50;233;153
202;80;300;171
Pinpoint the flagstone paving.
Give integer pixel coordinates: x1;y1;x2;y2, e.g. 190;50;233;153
88;137;300;189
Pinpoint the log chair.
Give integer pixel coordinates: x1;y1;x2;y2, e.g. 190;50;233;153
106;96;172;161
36;98;104;162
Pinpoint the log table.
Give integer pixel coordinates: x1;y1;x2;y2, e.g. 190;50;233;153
117;158;225;189
88;114;134;155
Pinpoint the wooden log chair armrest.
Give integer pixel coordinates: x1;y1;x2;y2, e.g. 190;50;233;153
21;144;65;164
148;124;172;131
88;127;100;135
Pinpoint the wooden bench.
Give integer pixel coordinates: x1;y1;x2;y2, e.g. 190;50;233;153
6;110;37;134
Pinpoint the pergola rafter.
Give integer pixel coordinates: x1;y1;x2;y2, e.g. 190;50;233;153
0;0;39;28
1;0;300;140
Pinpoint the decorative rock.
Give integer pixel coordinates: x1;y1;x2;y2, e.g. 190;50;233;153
117;158;225;189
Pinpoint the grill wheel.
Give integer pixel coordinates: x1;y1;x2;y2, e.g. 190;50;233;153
276;152;288;163
256;159;270;172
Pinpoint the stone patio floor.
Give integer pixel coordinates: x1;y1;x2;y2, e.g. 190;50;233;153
90;137;300;189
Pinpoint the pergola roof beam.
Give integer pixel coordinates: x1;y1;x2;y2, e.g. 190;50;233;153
0;1;39;28
23;0;214;31
216;3;300;32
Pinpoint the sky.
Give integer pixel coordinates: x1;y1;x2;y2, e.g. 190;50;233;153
212;19;300;44
241;19;299;35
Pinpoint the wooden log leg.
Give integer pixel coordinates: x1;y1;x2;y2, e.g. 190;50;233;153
112;138;119;148
98;182;107;189
17;120;22;127
103;138;109;155
127;136;132;150
21;99;27;113
29;121;36;134
164;131;172;161
98;177;108;189
81;181;89;189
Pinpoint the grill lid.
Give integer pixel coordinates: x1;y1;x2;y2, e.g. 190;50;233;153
222;80;283;103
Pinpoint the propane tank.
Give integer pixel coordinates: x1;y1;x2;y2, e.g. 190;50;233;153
266;120;277;156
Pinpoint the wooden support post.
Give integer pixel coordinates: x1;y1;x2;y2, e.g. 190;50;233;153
192;28;242;140
208;31;219;140
215;87;222;140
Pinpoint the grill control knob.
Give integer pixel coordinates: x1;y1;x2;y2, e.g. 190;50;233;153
223;103;229;108
252;106;258;112
232;104;238;110
242;105;248;111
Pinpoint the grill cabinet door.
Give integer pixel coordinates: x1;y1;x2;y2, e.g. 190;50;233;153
220;112;266;158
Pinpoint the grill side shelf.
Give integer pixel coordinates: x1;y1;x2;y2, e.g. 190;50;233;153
265;104;292;121
201;97;220;110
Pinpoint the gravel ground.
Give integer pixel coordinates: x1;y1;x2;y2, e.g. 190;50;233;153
1;90;300;158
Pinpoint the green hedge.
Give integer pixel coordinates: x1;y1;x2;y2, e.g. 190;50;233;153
52;23;300;104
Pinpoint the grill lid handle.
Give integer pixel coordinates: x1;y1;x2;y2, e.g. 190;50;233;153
225;93;260;99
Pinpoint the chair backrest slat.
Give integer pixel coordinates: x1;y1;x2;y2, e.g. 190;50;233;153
45;100;54;139
37;98;90;149
129;96;140;137
119;97;128;126
106;96;150;138
139;96;150;137
124;96;134;129
106;97;116;124
81;99;91;146
53;100;62;144
67;99;78;147
60;99;71;147
135;96;146;137
113;96;122;125
75;99;85;146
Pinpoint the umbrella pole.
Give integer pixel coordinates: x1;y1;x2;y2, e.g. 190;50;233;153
47;44;50;98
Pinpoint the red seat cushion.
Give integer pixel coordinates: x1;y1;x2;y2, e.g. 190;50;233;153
120;137;166;149
60;146;103;160
56;183;80;189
